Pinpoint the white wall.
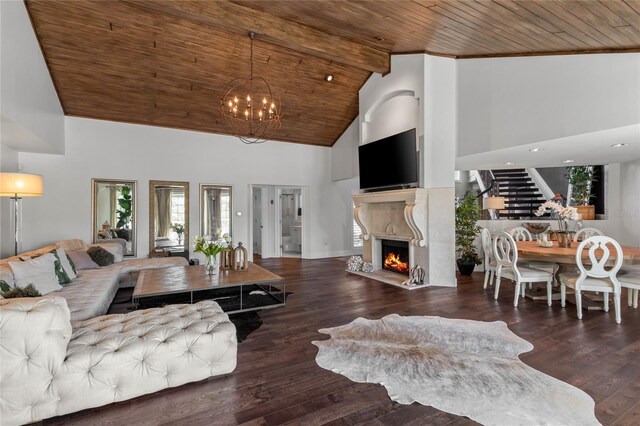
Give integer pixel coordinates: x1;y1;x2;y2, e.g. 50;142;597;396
0;144;20;257
0;0;65;154
457;53;640;157
331;119;359;181
16;117;358;260
617;159;640;247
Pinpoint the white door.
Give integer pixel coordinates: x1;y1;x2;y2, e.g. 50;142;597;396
252;187;263;255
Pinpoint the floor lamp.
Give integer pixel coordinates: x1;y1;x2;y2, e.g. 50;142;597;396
0;173;44;256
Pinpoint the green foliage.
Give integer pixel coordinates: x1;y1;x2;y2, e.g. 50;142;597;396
193;236;230;257
116;185;132;228
2;284;42;299
566;166;596;206
171;223;185;235
455;191;482;265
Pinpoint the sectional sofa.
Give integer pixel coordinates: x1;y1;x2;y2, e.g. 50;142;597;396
0;239;237;425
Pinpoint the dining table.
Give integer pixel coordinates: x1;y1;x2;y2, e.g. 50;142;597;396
516;240;640;310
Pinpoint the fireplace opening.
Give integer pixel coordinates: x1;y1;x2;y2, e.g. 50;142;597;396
381;239;409;275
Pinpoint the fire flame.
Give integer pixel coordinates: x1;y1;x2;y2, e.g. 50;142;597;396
384;252;409;273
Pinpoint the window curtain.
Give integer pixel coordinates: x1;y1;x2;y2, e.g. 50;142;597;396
110;187;118;227
155;188;172;238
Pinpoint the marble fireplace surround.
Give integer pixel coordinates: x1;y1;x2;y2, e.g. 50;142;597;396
352;188;429;289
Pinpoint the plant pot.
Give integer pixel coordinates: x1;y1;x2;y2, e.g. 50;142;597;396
557;232;573;248
576;205;595;220
457;260;476;276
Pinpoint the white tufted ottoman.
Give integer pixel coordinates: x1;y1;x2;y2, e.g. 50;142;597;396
0;297;237;425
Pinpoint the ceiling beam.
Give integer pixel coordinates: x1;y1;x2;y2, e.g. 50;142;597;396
121;0;389;74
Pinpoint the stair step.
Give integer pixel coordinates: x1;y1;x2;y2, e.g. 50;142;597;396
498;185;537;189
494;177;532;182
493;168;525;173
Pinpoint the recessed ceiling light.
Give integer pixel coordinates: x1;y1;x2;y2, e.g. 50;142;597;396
504;162;515;166
611;143;629;148
375;35;385;41
324;74;334;82
529;148;542;152
563;159;575;164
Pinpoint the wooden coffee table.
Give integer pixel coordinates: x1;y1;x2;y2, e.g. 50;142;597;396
132;263;285;313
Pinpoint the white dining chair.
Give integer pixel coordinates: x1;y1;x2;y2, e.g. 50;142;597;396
574;227;604;242
493;232;554;307
559;236;623;324
620;265;640;309
509;226;559;285
481;228;496;289
509;226;532;242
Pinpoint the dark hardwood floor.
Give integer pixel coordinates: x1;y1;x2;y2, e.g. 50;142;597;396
46;257;640;425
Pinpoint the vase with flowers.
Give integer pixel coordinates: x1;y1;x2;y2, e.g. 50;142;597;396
193;234;231;275
534;201;580;247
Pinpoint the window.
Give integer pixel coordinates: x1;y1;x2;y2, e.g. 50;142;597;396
170;190;185;225
220;192;231;236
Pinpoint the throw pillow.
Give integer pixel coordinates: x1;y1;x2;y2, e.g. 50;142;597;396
27;250;72;285
0;265;15;289
8;254;62;295
67;250;99;270
2;284;42;299
87;246;114;267
93;243;124;263
66;254;77;275
55;248;77;281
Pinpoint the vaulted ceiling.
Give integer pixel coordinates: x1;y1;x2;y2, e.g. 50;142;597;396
26;0;640;147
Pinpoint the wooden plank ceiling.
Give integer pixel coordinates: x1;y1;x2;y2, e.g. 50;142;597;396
26;1;640;147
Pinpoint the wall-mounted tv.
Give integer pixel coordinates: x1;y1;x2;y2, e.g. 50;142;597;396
358;128;418;192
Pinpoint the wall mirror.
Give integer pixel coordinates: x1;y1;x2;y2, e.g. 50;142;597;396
200;184;232;239
149;180;189;257
92;178;137;256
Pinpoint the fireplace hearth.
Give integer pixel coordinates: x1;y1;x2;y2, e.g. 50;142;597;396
381;240;409;275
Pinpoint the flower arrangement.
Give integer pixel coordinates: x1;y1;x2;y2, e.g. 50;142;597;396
193;234;231;257
534;201;579;232
171;223;185;236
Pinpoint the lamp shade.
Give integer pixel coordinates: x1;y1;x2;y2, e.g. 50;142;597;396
0;173;44;197
483;196;505;210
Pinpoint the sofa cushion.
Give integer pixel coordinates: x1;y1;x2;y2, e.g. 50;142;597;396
57;239;88;252
56;248;77;281
44;268;120;321
9;254;63;295
87;246;114;267
67;250;99;270
55;301;237;416
116;256;189;274
91;242;124;263
0;265;15;289
0;297;72;426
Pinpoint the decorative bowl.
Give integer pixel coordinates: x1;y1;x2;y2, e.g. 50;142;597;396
523;222;550;235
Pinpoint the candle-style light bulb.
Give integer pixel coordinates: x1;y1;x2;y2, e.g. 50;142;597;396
234;96;238;106
271;102;275;109
258;110;263;122
244;109;249;120
228;100;233;112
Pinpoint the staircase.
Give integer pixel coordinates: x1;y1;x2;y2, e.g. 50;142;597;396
491;169;547;219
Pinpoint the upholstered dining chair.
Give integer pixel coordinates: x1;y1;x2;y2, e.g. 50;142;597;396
493;232;554;307
619;265;640;309
480;228;496;289
574;227;604;242
509;226;559;285
559;236;624;324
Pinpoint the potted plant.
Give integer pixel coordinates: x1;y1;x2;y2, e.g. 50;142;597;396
455;191;482;275
193;235;230;276
534;201;580;247
116;185;132;229
566;166;596;220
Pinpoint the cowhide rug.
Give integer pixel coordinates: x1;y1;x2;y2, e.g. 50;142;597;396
312;314;600;426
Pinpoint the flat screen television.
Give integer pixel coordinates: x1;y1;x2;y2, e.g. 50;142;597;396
358;128;418;191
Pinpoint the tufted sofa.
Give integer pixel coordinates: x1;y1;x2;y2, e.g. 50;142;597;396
0;239;189;321
0;296;237;425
